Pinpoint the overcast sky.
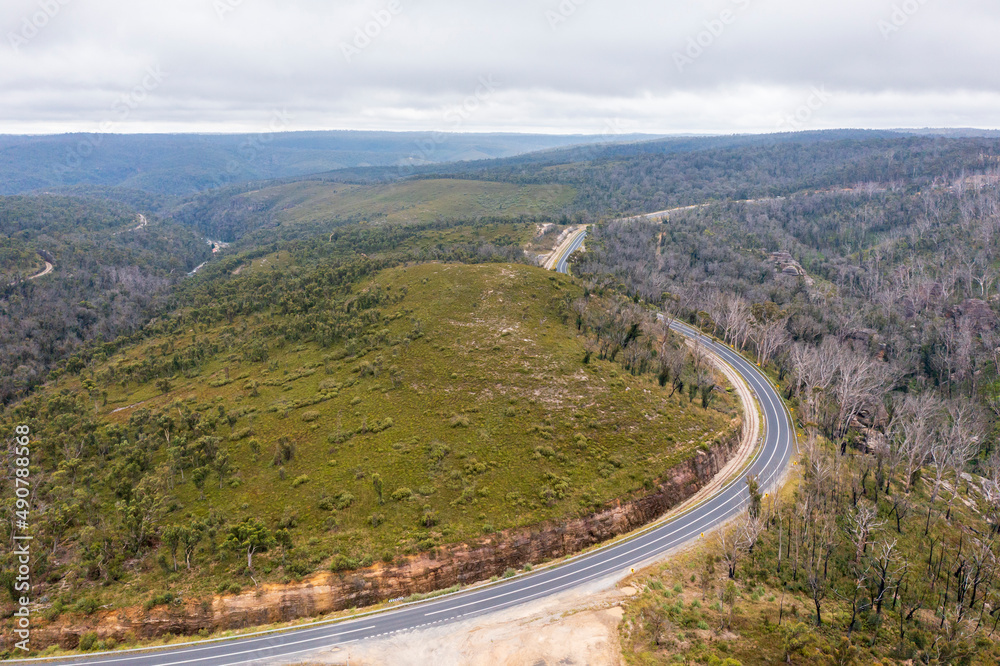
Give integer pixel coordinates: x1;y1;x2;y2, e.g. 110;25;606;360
1;0;998;135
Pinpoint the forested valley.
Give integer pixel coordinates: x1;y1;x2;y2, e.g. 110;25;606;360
0;195;211;405
573;156;1000;662
3;131;1000;662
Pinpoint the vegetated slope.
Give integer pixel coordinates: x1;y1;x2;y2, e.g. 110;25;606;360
0;131;654;197
418;133;1000;219
163;134;1000;246
0;251;737;625
167;178;576;242
547;144;1000;663
0;194;211;404
619;429;1000;665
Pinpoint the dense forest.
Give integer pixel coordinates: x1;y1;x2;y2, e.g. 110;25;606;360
425;134;1000;220
0;132;642;197
569;151;1000;662
0;195;211;404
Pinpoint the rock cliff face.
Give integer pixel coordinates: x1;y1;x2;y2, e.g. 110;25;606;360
33;422;742;650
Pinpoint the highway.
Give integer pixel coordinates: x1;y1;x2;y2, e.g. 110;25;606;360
543;225;587;273
16;254;795;666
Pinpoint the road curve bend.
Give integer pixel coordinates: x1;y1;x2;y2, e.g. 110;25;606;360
15;265;795;666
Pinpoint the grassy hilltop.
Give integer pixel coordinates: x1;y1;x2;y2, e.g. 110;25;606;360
1;248;736;622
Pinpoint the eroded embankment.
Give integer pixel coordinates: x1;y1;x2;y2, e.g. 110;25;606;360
29;417;747;650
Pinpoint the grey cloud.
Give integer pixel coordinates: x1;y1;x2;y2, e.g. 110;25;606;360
0;0;997;133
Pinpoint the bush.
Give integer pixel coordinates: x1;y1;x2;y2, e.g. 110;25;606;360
319;491;355;511
330;554;359;572
78;632;99;651
534;445;556;459
229;427;252;441
291;475;310;488
74;597;100;615
301;410;321;423
390;487;414;502
228;583;242;595
285;559;312;579
143;592;175;611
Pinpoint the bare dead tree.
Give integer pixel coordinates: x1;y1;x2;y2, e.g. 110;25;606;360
753;316;791;366
898;392;944;493
849;500;885;563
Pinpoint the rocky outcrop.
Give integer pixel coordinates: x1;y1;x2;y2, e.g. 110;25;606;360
30;421;743;650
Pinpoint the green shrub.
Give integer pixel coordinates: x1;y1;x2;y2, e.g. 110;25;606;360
534;445;556;459
143;592;175;611
370;417;394;433
319;491;355;511
73;597;100;615
286;560;312;578
301;410;321;423
291;475;310;488
330;554;358;572
390;487;414;502
78;632;99;651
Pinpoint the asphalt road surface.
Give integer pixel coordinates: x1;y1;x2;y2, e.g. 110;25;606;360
16;263;794;666
555;227;587;273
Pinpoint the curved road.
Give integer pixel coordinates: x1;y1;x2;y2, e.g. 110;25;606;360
16;265;794;666
555;228;587;274
543;226;588;273
27;261;53;281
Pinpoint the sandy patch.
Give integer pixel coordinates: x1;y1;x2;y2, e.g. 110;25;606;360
282;580;630;666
